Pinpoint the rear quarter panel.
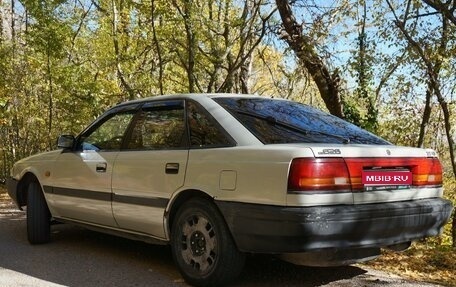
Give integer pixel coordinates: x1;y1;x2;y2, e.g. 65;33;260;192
182;146;315;205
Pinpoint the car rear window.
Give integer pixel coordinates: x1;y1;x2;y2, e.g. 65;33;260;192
214;97;390;145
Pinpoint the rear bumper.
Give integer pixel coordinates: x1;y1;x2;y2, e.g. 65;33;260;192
216;198;453;253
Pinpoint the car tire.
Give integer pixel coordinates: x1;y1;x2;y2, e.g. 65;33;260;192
171;198;245;286
26;181;51;244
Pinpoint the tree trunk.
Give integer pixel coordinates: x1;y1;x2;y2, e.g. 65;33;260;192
11;0;14;41
46;50;53;150
275;0;344;118
239;55;252;94
238;0;254;94
151;0;164;95
111;0;135;100
184;12;196;93
417;87;432;148
172;0;197;93
0;0;3;44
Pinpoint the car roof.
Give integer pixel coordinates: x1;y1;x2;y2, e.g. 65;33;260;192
113;93;276;108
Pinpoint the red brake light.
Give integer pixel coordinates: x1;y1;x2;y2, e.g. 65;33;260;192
288;158;351;192
412;158;442;186
288;157;443;193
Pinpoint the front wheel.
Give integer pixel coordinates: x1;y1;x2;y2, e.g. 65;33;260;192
26;181;51;244
171;198;245;286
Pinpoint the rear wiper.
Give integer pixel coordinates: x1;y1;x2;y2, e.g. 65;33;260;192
237;111;351;144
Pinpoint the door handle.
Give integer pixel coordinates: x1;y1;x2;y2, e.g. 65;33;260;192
165;163;179;174
96;163;107;172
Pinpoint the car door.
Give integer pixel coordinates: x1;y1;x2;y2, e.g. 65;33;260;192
111;100;188;238
50;107;137;226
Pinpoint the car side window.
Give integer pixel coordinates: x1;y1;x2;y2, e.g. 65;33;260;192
126;106;186;150
79;112;135;151
187;101;233;148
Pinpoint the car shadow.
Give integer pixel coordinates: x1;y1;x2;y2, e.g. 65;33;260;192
238;255;366;286
52;226;368;286
1;210;367;287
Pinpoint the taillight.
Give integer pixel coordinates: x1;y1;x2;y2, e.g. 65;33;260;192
412;158;442;186
288;158;351;192
288;157;443;193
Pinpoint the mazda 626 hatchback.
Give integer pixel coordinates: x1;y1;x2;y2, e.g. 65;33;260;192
7;94;453;286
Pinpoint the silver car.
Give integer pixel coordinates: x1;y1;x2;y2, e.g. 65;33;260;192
7;94;453;286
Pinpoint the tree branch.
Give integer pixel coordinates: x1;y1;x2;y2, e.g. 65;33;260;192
275;0;344;118
423;0;456;25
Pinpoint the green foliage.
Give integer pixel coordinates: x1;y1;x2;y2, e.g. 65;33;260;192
0;0;284;176
0;0;454;255
342;97;363;127
0;0;454;173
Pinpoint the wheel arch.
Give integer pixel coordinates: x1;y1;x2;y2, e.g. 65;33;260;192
165;189;216;238
16;172;40;207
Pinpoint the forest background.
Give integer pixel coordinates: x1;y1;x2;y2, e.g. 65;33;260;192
0;0;455;284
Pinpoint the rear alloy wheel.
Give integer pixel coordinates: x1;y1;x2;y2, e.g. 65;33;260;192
26;181;51;244
171;198;245;287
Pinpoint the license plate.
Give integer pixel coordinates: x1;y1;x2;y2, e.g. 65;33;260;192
362;170;412;189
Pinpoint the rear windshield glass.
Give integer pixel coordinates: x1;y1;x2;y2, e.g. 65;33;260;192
214;97;390;145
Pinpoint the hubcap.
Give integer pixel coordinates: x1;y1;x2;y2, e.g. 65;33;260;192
180;215;217;273
190;231;206;256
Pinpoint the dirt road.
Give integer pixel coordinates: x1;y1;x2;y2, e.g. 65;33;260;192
0;194;442;287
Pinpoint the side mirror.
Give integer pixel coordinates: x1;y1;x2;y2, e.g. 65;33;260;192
57;135;75;149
